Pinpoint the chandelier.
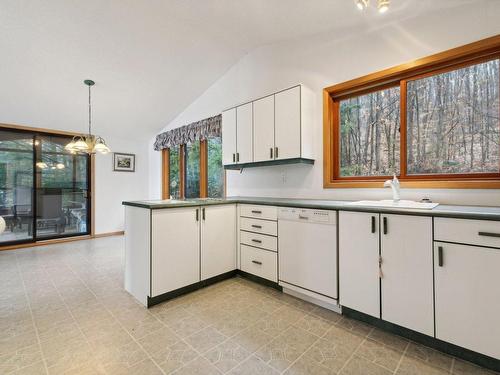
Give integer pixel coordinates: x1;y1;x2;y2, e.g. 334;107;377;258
65;80;111;154
355;0;390;13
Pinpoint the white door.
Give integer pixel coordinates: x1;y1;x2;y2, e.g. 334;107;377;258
339;211;380;318
435;242;500;359
201;204;236;280
151;208;200;297
236;103;253;163
222;108;237;165
381;215;434;336
253;95;275;162
275;86;301;160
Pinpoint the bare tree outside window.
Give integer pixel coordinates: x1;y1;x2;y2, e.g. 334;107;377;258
339;87;400;177
407;59;499;175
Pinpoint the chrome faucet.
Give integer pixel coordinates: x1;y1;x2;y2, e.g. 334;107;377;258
384;174;400;202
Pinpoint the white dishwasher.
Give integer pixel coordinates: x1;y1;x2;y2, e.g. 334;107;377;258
278;207;338;301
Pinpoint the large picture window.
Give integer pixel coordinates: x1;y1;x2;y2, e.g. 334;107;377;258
324;36;500;188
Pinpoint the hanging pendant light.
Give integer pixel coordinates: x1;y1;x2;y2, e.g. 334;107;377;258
65;80;111;154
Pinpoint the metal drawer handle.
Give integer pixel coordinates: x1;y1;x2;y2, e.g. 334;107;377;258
251;210;262;214
252;260;262;265
251;239;262;244
251;225;262;229
438;246;444;267
478;231;500;238
371;216;376;233
298;215;308;220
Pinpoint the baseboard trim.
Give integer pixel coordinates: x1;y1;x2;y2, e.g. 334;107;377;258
0;231;124;251
236;270;282;291
342;307;500;372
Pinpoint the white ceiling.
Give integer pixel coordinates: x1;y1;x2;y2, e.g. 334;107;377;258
0;0;479;139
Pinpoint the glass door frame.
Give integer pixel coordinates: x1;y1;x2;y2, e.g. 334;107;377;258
0;125;92;248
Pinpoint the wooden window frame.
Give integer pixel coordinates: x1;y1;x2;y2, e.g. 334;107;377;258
323;35;500;189
161;139;225;199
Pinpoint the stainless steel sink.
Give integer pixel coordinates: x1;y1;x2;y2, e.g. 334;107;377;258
347;200;439;210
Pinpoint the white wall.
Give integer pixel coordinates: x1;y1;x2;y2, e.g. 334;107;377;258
149;3;500;206
94;133;149;234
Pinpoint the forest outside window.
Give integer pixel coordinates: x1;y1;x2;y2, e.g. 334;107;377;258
324;36;500;188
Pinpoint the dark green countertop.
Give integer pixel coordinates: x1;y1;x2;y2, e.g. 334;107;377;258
122;196;500;221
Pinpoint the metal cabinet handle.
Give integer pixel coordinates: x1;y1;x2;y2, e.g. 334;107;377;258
252;260;262;265
270;148;273;159
251;210;262;214
371;216;376;233
478;231;500;238
438;246;444;267
251;239;262;244
383;217;388;235
232;153;235;163
202;207;205;220
195;209;199;221
298;215;308;220
275;147;278;158
236;153;240;162
251;224;262;229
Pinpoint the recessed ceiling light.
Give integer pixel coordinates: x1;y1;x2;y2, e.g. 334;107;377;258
378;0;390;13
355;0;369;11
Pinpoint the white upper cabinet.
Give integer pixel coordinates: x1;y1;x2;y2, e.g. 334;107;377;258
275;86;301;160
339;211;380;318
381;215;434;336
236;103;253;163
201;204;236;280
253;95;275;162
222;108;237;165
222;85;313;166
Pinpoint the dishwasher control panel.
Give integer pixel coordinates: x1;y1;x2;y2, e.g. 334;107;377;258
278;208;336;224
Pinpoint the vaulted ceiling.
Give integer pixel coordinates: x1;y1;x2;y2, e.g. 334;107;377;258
0;0;480;139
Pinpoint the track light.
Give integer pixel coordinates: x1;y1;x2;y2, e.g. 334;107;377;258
378;0;390;13
356;0;369;10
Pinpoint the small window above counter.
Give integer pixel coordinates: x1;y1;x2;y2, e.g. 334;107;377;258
222;85;314;170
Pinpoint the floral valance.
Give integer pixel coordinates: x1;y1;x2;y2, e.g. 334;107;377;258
154;114;221;151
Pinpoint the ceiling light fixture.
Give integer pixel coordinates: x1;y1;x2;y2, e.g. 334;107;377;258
356;0;369;10
65;80;111;154
378;0;390;13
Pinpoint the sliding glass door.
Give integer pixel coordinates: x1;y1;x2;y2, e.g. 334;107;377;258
0;128;91;246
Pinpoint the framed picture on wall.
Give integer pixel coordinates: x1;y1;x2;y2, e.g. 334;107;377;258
113;152;135;172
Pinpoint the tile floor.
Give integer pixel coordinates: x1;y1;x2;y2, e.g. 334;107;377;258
0;236;498;375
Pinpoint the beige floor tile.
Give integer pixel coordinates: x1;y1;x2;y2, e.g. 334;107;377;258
152;340;198;374
137;326;180;355
0;344;44;374
168;315;210;339
368;328;409;352
228;355;279;375
175;356;222;375
340;355;393;375
284;354;332;375
336;316;374;337
310;306;342;324
204;339;251;373
0;330;39;354
185;326;227;354
355;338;404;371
294;313;333;337
453;358;500;375
396;355;451;375
322;324;365;350
111;359;163;375
232;325;274;353
405;341;454;372
10;361;47;375
96;341;148;373
300;337;354;373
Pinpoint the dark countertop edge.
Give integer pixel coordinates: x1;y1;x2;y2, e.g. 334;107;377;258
122;198;500;221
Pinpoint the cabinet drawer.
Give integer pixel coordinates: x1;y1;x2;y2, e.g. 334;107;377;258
240;217;277;236
240;245;277;282
240;231;277;252
240;205;277;221
435;218;500;248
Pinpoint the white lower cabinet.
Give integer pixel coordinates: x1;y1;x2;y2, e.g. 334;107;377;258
152;208;200;297
240;244;277;282
434;241;500;359
201;204;236;280
381;214;434;336
339;211;380;318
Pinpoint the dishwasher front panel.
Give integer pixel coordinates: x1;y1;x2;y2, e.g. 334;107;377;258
278;215;337;299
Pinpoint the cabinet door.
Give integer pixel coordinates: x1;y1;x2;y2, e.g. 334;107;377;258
435;242;500;359
275;86;301;160
236;103;253;163
253;95;275;162
339;211;380;318
222;108;237;165
201;204;236;280
381;215;433;336
151;208;200;297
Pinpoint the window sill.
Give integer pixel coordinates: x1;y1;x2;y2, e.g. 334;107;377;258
324;179;500;189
